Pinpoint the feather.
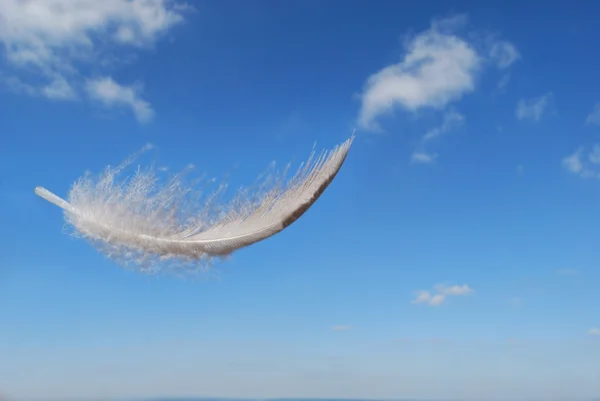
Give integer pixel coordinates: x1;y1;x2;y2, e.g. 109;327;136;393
34;136;354;273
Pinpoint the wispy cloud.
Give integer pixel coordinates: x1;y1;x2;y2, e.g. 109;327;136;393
516;93;553;122
411;283;474;306
585;103;600;126
497;73;511;90
489;40;521;69
488;39;520;91
85;77;154;123
331;325;352;332
411;110;464;165
588;328;600;336
0;0;190;122
411;151;438;165
562;145;600;179
563;148;584;174
422;110;465;142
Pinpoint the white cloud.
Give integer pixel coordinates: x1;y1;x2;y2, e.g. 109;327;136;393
516;93;552;122
85;77;154;123
489;41;521;69
0;0;189;121
331;325;352;332
357;15;481;130
562;146;600;179
411;151;438;165
586;103;600;126
411;283;474;306
589;328;600;336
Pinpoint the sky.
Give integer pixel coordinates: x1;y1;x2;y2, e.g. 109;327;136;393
1;0;600;400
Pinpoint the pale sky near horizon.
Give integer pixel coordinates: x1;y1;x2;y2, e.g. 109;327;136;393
1;0;599;400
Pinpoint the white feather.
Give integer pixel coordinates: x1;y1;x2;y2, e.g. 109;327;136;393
34;136;354;273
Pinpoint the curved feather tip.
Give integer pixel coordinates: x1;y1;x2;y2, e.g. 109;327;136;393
35;136;354;273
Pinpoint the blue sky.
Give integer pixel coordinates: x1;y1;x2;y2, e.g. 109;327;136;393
1;0;600;399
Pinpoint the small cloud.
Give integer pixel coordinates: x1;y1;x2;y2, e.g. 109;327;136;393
411;283;474;306
517;164;524;175
497;73;511;90
409;110;464;164
423;110;465;142
435;284;474;295
585;103;600;126
588;328;600;336
331;325;352;332
516;93;553;122
562;146;600;179
357;15;480;130
489;41;521;69
411;291;444;307
563;148;584;174
556;268;578;276
85;77;154;123
411;151;438;165
411;290;445;306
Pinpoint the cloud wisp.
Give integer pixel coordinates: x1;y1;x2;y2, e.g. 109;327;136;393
0;0;191;122
85;77;155;123
411;109;465;165
585;103;600;126
562;145;600;179
411;151;438;165
489;40;521;69
516;93;553;122
411;283;474;307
